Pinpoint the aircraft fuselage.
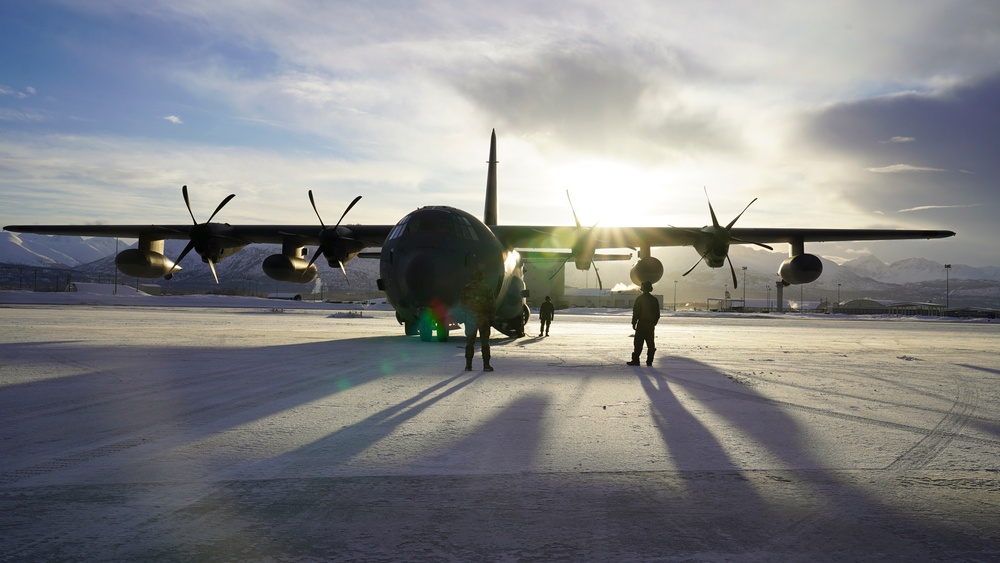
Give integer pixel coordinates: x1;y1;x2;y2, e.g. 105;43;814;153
378;205;527;341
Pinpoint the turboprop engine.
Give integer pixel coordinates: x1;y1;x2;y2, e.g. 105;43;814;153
115;249;179;279
777;253;823;285
262;254;318;283
629;256;664;285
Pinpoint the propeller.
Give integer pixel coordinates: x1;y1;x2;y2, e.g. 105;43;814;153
305;190;362;281
548;190;603;289
682;188;773;288
169;185;236;283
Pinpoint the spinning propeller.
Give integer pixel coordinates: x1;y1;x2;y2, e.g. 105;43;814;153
305;190;362;281
549;190;603;289
169;185;236;283
681;188;772;288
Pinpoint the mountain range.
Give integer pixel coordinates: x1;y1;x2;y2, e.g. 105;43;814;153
2;232;998;308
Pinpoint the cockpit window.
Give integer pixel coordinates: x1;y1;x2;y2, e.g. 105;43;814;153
387;216;409;240
408;214;450;234
456;216;479;241
389;210;480;241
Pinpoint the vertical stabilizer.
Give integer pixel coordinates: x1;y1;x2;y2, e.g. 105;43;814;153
484;129;498;226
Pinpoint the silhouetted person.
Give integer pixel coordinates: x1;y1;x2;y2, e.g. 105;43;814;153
539;296;554;336
461;269;495;371
628;281;660;366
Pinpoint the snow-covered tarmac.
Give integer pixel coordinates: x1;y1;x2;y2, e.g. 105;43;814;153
1;292;999;561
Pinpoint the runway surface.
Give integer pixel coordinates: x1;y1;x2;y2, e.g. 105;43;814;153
1;299;999;561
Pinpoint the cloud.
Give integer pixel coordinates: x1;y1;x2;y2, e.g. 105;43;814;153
163;115;183;125
897;204;979;213
881;136;915;143
1;85;36;99
865;164;946;173
0;109;48;122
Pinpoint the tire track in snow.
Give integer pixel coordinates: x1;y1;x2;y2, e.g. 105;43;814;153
886;375;978;470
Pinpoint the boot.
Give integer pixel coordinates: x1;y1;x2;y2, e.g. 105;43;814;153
483;364;494;372
626;354;640;366
647;348;656;366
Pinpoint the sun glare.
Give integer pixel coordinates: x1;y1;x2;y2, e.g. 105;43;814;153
549;159;664;226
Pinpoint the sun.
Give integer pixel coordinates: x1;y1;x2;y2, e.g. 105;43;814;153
549;159;665;227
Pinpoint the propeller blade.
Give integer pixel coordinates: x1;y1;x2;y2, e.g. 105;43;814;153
593;262;603;290
306;248;323;270
182;185;197;224
548;257;570;281
725;198;758;230
170;240;197;276
207;259;219;284
704;187;721;228
308;190;326;228
727;255;738;289
566;190;582;229
682;252;708;277
337;261;349;283
731;237;773;251
206;194;236;223
334;195;362;229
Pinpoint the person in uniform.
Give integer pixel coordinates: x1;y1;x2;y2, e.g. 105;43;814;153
460;269;495;371
539;296;555;336
628;281;660;366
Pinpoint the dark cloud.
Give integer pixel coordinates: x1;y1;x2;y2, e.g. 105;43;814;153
801;73;1000;265
448;40;737;160
806;73;1000;176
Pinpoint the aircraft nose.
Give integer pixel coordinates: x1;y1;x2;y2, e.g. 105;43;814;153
399;252;436;301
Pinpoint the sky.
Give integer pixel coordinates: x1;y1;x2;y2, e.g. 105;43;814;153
1;0;998;267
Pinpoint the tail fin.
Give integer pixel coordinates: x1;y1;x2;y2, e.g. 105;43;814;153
484;129;498;226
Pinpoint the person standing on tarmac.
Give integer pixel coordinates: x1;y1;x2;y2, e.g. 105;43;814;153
628;281;660;366
461;269;495;371
539;296;555;336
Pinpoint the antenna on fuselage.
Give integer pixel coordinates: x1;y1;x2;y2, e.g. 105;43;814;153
484;129;498;226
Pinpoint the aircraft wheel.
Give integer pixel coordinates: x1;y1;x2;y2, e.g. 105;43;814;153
419;320;432;342
404;321;418;336
436;327;449;342
521;304;530;325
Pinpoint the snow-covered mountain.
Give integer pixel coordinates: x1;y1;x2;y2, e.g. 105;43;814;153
841;255;1000;283
0;232;120;267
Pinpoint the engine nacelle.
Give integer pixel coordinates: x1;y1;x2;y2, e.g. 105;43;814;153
630;257;664;285
262;254;318;283
778;253;823;285
115;249;179;279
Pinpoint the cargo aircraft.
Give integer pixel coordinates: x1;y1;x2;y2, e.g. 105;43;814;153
5;130;954;341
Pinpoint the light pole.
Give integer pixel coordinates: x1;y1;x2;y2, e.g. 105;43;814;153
741;266;747;309
837;283;841;305
945;264;951;308
767;284;771;312
673;280;677;312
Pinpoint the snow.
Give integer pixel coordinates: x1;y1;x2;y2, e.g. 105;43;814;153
2;292;999;560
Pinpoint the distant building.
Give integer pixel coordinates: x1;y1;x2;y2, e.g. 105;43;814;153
563;287;662;309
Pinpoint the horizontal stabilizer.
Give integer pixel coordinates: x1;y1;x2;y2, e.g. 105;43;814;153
519;250;632;262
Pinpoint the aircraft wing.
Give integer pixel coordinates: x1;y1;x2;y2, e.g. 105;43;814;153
494;225;955;250
4;224;395;247
726;228;956;245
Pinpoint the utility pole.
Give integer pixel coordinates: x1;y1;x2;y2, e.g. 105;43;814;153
945;264;951;308
741;266;747;309
673;280;677;312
